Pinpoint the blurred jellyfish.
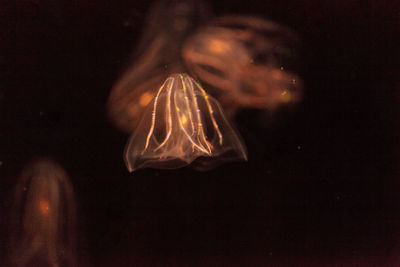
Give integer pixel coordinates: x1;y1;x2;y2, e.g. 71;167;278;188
9;159;77;267
124;73;247;171
108;0;211;133
182;15;303;117
109;4;303;134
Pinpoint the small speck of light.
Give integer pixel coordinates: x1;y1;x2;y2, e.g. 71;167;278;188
297;145;302;150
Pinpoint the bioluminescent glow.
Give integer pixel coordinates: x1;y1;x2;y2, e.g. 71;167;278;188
124;73;247;171
9;159;77;267
108;0;210;133
183;15;303;117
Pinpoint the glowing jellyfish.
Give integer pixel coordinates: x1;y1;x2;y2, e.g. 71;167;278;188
108;0;211;133
109;1;303;134
9;159;77;267
124;73;247;171
182;15;303;117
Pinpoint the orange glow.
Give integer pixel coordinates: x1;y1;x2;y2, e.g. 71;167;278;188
181;114;188;125
209;39;229;53
12;159;77;266
124;74;247;172
139;92;154;107
281;90;292;103
271;69;284;80
39;200;50;216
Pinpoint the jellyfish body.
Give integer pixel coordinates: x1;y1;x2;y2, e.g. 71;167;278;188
182;15;303;117
9;159;77;267
109;3;303;134
124;73;247;171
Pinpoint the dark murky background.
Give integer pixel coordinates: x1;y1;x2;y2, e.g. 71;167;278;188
1;0;399;265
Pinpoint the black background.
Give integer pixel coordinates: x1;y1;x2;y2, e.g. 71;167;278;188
1;0;399;265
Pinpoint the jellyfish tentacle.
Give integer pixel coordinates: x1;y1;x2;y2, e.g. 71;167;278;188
174;83;209;154
154;78;175;152
207;96;248;161
180;74;196;153
175;102;209;155
181;74;196;136
194;81;224;146
181;74;208;153
186;76;212;155
143;77;172;152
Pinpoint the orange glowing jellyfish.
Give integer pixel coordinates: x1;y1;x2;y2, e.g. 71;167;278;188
9;159;77;267
182;15;303;117
109;1;303;146
124;73;247;171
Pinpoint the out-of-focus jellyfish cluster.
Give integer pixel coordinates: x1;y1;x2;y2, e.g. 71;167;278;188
108;0;303;171
108;0;302;133
9;159;77;267
124;73;247;172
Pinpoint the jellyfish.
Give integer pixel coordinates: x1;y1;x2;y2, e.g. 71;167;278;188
124;73;247;171
9;159;77;267
182;15;303;118
109;1;303;135
108;0;211;133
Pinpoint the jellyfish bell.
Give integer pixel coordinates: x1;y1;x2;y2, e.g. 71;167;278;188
9;159;77;267
124;73;247;172
182;15;303;118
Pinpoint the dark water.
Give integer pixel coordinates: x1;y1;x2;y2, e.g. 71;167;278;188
1;0;399;265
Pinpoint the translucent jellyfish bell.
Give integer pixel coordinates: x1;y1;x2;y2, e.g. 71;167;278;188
124;73;247;171
9;159;77;267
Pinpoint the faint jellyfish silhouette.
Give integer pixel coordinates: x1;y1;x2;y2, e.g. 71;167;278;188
108;0;211;133
182;15;303;118
9;159;77;267
124;73;247;172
